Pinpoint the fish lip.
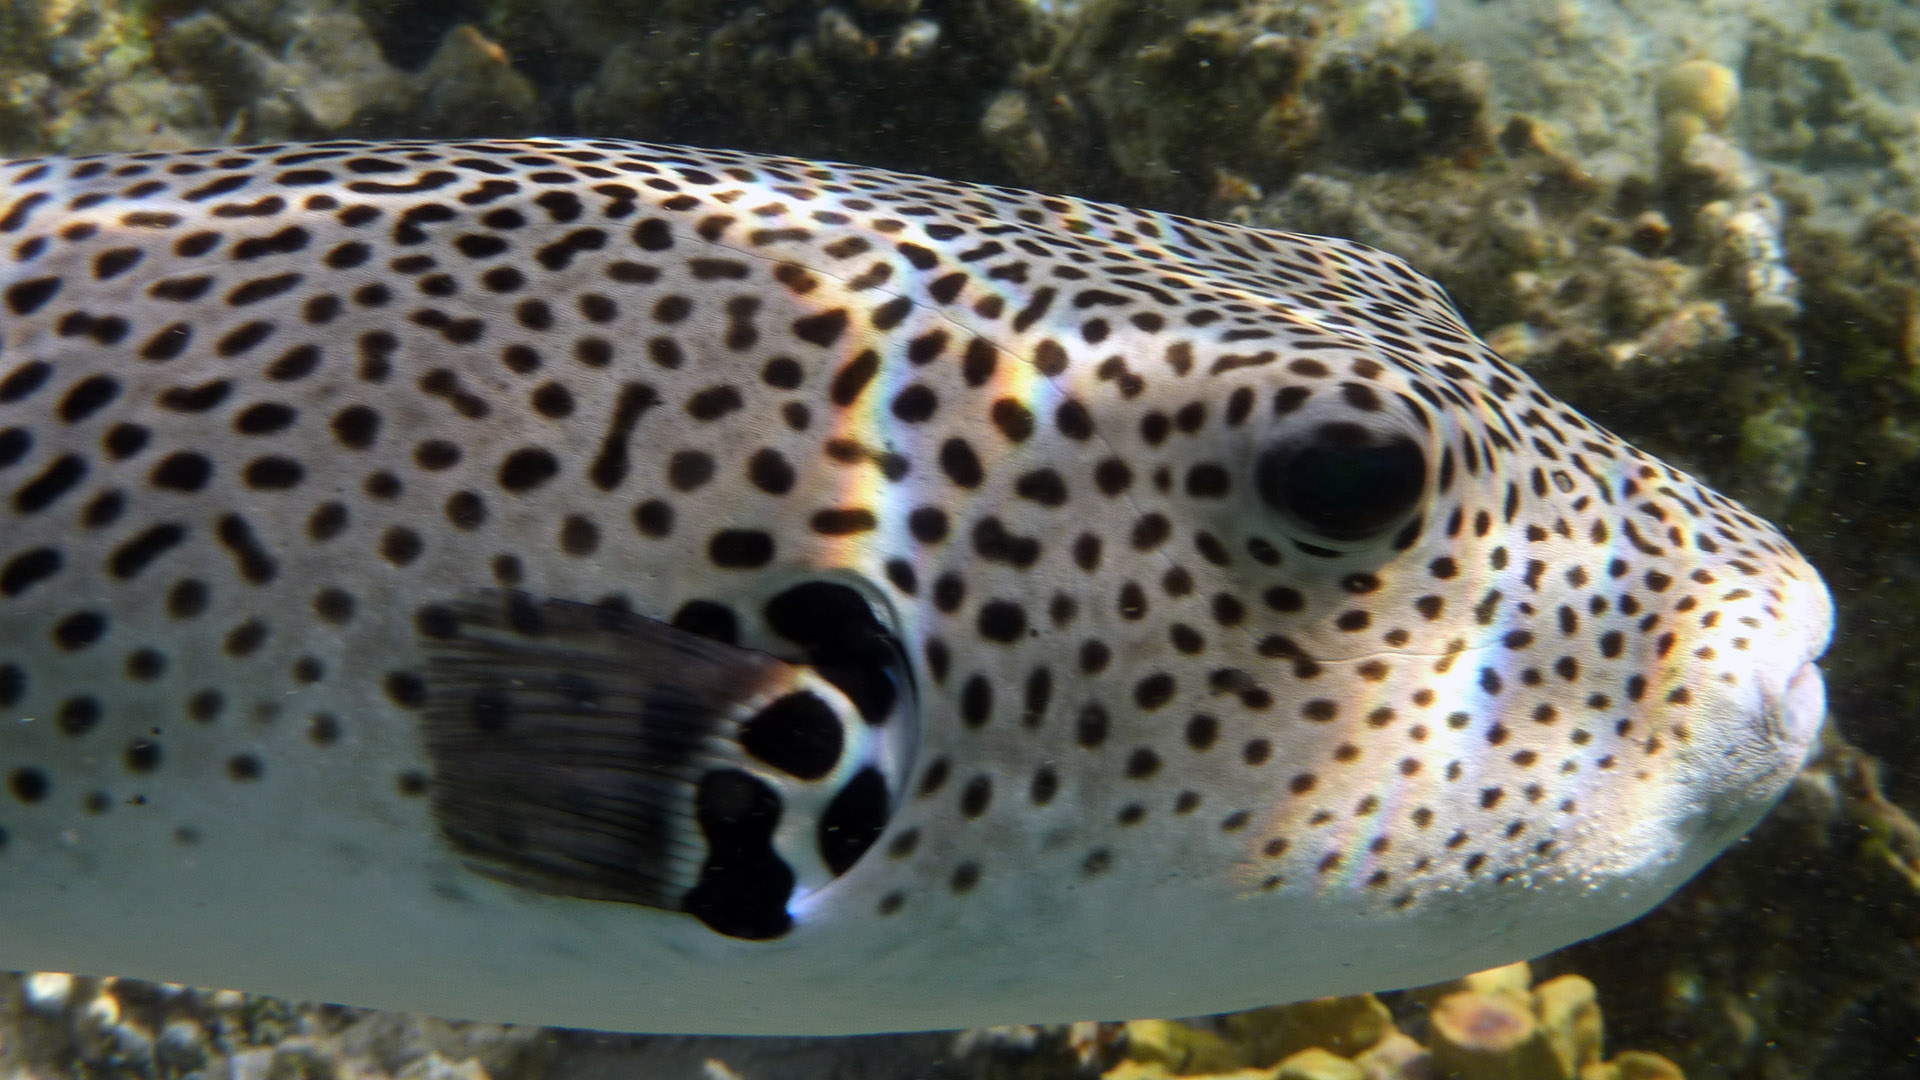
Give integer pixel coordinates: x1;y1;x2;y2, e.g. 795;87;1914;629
1773;658;1827;749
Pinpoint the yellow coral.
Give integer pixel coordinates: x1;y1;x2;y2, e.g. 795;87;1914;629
1533;976;1604;1076
1656;60;1740;127
1102;964;1681;1080
1124;1018;1248;1075
1579;1051;1685;1080
1427;987;1565;1080
1274;1047;1363;1080
1223;995;1394;1064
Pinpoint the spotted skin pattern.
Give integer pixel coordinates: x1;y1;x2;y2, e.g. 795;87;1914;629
0;139;1832;1034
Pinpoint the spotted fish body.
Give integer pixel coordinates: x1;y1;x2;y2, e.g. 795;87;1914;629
0;139;1831;1034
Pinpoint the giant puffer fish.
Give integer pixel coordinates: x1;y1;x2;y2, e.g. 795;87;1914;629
0;139;1832;1035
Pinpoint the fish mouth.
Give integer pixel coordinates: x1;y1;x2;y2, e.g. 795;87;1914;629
1772;659;1827;750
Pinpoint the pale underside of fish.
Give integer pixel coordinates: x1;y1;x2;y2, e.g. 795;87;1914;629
0;138;1832;1034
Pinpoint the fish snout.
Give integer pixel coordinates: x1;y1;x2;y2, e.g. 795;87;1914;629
1768;561;1835;751
1769;658;1827;750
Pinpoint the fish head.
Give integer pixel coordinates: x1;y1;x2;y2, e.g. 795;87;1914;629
1146;243;1833;921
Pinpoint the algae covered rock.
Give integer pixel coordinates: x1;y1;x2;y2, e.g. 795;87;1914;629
488;0;1040;180
983;0;1489;208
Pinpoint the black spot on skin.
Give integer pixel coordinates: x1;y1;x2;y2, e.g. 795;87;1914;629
0;427;29;467
812;508;877;535
940;438;983;488
957;337;996;387
306;502;348;542
9;767;49;804
793;308;849;348
1015;468;1068;506
1076;705;1110;747
1056;399;1095;440
590;382;661;492
991;398;1035;442
384;671;428;708
686;385;744;421
950;862;981;894
58;696;100;735
498;448;559;492
51;611;106;651
215;321;275;358
960;775;992;818
125;739;162;773
12;454;87;513
0;361;52;404
633;500;673;537
1031;766;1059;804
633;218;673;250
59;375;121;423
739;691;843;781
234;402;297;435
762;356;802;388
908;506;949;543
977;600;1027;643
668;450;715;491
890;382;936;420
186;689;224;723
223;619;269;657
242;455;305;490
709;529;775;568
748;448;795;494
0;547;61;597
103;423;148;460
973;518;1040;567
671;599;738;645
5;277;59;316
158;380;232;413
1134;674;1175;711
217;514;278;584
227;272;303;306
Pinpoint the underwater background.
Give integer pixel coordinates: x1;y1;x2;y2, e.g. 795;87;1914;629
2;0;1918;1077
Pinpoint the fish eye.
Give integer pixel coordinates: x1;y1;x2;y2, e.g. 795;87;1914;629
1257;422;1427;543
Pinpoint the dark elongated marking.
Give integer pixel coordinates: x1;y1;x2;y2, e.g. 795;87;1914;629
109;523;188;579
590;382;661;491
0;547;61;596
12;454;86;513
1012;286;1058;332
793;309;849;348
830;350;880;406
217;513;278;584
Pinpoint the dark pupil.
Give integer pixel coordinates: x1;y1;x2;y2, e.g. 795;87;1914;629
1259;429;1425;541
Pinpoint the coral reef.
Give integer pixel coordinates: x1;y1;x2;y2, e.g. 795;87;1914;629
483;0;1040;180
1097;962;1678;1080
981;0;1488;207
0;970;978;1079
0;0;208;154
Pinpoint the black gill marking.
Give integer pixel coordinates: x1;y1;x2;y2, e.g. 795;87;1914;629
418;591;822;938
762;581;906;725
